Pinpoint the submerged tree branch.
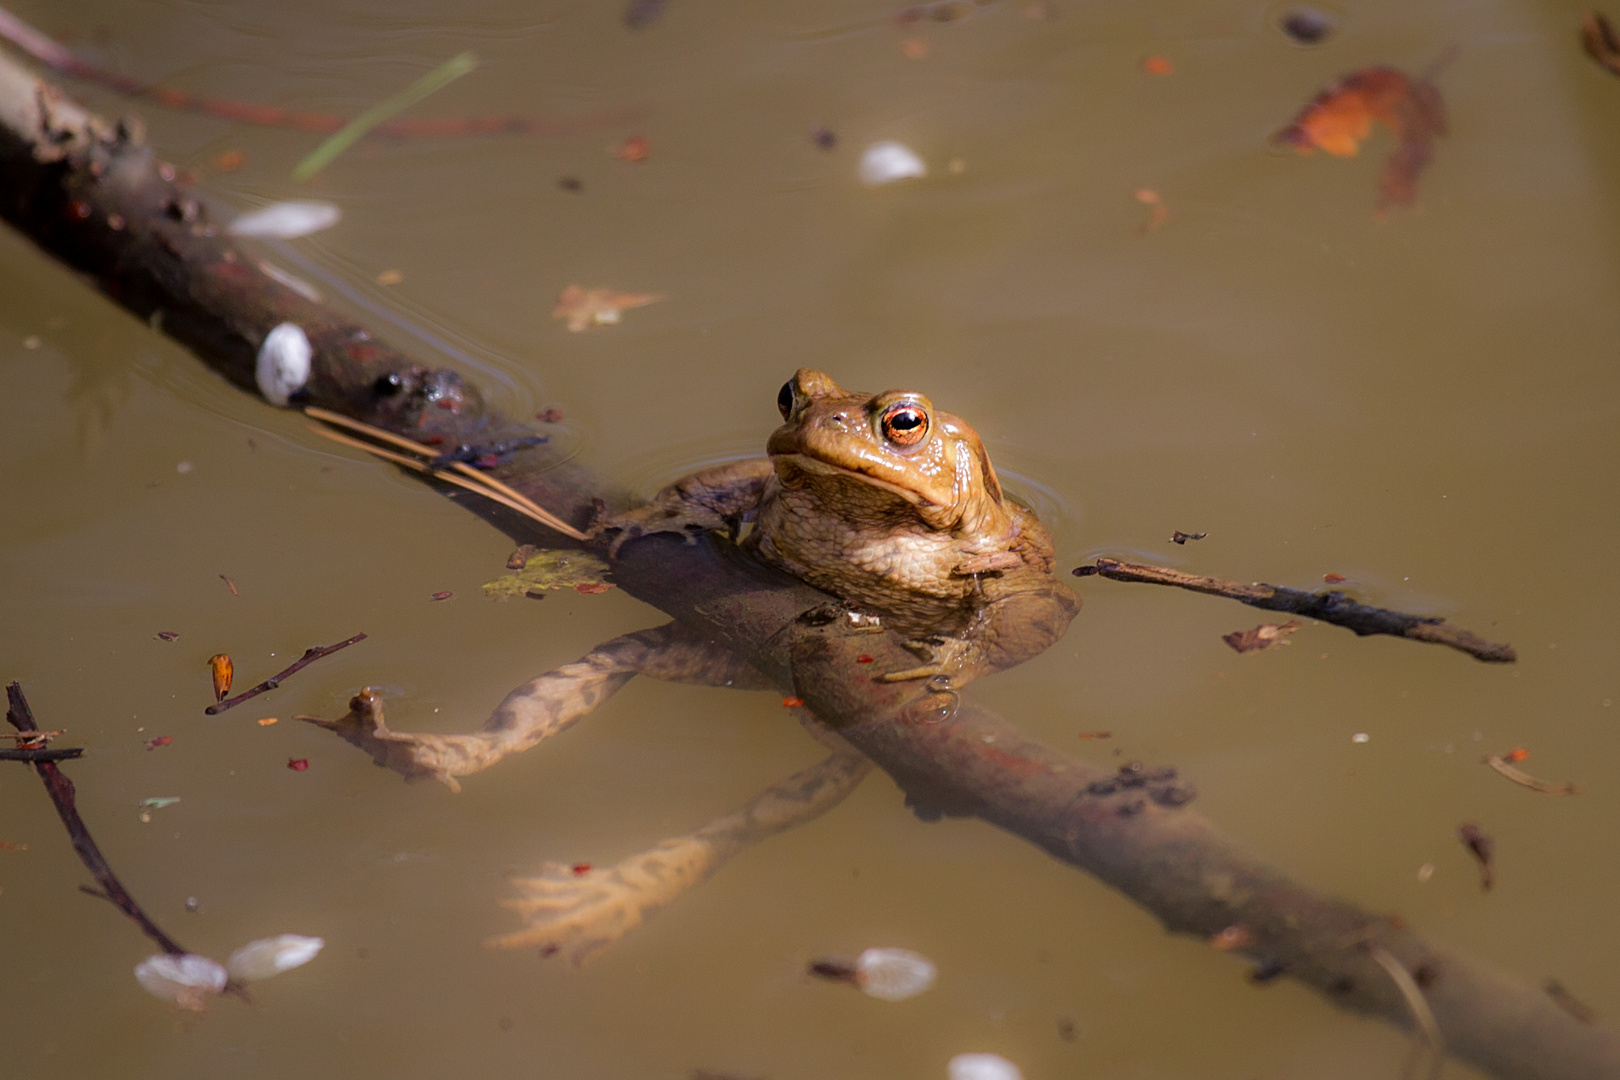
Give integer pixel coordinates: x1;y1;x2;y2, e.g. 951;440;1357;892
0;49;1609;1078
204;632;368;715
1075;557;1517;663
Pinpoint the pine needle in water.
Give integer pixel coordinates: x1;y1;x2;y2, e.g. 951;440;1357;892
292;52;478;182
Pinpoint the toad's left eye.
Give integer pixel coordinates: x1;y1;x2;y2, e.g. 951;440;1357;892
880;402;929;447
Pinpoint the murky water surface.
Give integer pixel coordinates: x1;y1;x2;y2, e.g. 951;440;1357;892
4;0;1619;1076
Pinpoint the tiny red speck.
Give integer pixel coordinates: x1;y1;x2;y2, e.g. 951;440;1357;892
782;696;804;708
856;654;875;664
431;591;453;601
571;863;591;876
146;736;173;750
287;758;310;772
1323;573;1347;584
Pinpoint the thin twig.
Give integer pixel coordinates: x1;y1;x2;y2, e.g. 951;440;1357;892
1483;755;1578;796
204;633;367;715
0;746;83;762
305;407;588;539
5;682;184;954
1073;558;1515;663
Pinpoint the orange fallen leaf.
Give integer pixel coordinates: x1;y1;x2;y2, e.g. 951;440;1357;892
219;574;238;596
1272;65;1447;213
376;269;404;286
615;135;649;162
1323;572;1347;583
257;717;278;726
1142;55;1174;76
573;582;614;595
1077;731;1113;740
207;654;233;701
782;696;804;708
1505;747;1530;763
1135;188;1170;234
571;863;592;875
552;285;667;332
145;736;173;750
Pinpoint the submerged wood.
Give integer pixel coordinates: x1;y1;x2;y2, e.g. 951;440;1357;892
1076;558;1517;663
0;49;1610;1078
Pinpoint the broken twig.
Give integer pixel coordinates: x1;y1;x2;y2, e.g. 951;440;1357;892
5;682;185;955
1483;754;1578;796
1073;558;1515;663
204;633;367;715
0;746;84;762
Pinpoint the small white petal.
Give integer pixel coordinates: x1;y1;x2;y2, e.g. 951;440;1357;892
948;1053;1024;1080
256;322;312;406
855;946;936;1001
228;200;342;239
226;934;325;980
859;141;927;186
134;953;228;1005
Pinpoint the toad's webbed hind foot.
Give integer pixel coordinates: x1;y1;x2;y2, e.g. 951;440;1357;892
486;746;871;965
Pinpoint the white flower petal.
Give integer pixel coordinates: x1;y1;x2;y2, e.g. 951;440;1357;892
948;1053;1024;1080
855;946;936;1001
134;953;228;1005
226;934;325;980
859;142;927;186
228;200;342;239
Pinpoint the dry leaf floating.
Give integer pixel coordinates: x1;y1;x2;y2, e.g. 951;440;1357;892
1222;620;1302;654
552;285;666;332
207;653;233;701
1273;66;1447;213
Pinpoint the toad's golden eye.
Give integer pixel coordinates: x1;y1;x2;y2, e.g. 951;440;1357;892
778;379;796;419
880;402;929;447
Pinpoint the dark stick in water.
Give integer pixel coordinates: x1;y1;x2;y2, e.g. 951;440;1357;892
1073;558;1516;663
204;633;368;715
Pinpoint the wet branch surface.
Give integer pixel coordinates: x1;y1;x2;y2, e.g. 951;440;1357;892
1075;557;1518;663
204;632;367;715
0;49;1610;1079
5;682;188;956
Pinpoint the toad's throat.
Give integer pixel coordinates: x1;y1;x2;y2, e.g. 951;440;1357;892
770;452;942;508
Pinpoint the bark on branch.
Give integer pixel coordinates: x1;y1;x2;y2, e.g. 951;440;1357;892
0;47;1610;1078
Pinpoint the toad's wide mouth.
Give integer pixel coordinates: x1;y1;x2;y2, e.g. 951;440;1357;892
769;452;939;507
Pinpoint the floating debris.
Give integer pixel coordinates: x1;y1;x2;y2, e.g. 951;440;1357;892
430;591;454;601
812;127;838;150
1545;979;1598;1024
134;953;227;1010
156;631;179;642
1141;55;1173;76
483;550;613;598
225;934;325;980
1278;6;1336;44
227;200;342;239
859;141;926;186
208;654;233;701
1483;752;1578;796
1222;620;1301;654
292;52;479;181
1168;529;1204;544
219;574;239;596
287;758;310;772
948;1053;1023;1080
615;135;650;161
857;947;936;1000
552;284;666;332
1457;823;1495;890
145;736;173;751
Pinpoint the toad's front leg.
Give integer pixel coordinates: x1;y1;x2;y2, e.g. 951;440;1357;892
303;623;771;791
593;458;775;555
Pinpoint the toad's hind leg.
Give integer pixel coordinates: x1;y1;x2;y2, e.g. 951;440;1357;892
487;740;871;965
304;623;770;791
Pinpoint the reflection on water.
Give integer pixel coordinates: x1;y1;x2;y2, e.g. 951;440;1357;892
4;0;1620;1077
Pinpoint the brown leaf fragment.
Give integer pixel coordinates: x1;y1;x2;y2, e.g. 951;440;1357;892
552;284;666;332
1581;12;1620;76
0;841;27;851
574;582;614;595
1278;7;1336;45
1483;754;1578;796
507;544;539;570
1169;529;1206;544
1272;65;1446;214
1545;979;1598;1024
1222;620;1301;654
207;654;233;701
1135;188;1170;234
430;591;454;601
1210;924;1257;951
219;574;238;596
156;630;179;641
807;958;860;985
1457;823;1494;891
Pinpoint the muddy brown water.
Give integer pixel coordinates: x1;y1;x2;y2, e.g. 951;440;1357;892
4;1;1619;1077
